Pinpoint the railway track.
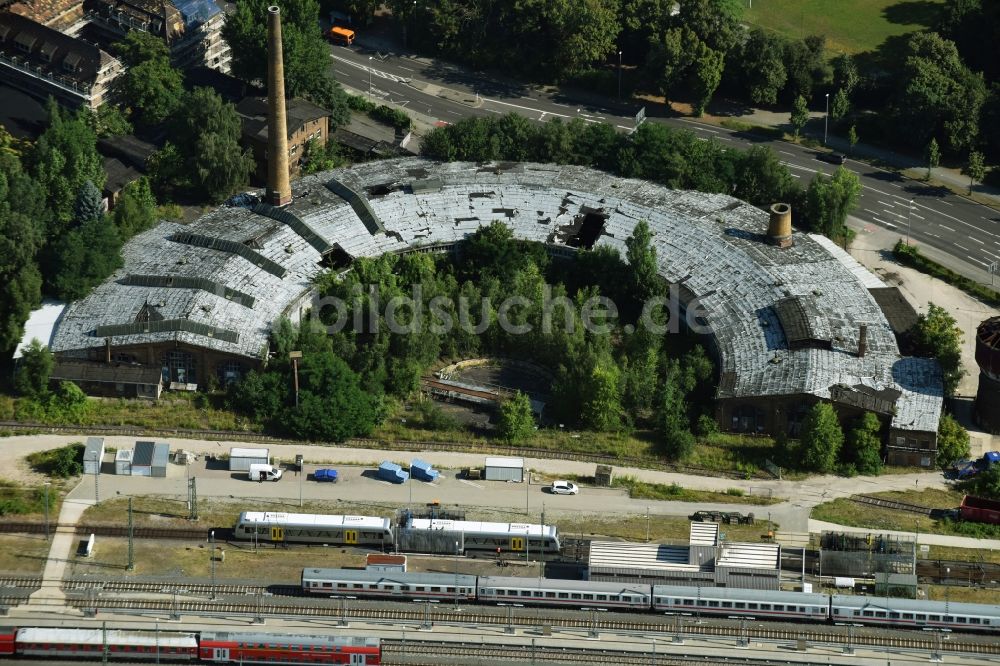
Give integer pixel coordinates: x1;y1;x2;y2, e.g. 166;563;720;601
382;640;668;665
60;597;1000;655
850;494;935;516
62;579;300;596
0;522;220;540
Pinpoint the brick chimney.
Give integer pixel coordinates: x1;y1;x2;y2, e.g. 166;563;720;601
266;6;292;207
858;324;868;358
766;203;793;248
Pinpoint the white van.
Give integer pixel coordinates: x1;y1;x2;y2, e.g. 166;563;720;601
249;464;283;482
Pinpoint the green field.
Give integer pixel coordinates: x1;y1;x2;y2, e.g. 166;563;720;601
745;0;944;54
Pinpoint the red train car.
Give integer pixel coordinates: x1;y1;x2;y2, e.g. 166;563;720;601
199;632;380;664
960;495;1000;525
0;628;15;656
15;627;198;660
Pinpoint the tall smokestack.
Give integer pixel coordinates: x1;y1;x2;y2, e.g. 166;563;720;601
266;5;291;207
766;202;793;248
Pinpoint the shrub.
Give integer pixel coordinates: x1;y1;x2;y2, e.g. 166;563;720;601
894;241;1000;306
26;443;84;478
725;487;744;497
370;105;411;130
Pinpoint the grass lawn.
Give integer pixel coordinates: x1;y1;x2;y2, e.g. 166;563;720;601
923;585;1000;604
810;489;1000;540
745;0;944;54
609;476;782;505
0;534;52;574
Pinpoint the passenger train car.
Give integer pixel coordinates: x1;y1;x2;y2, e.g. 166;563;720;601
234;512;393;547
0;627;380;664
300;568;1000;635
233;511;561;553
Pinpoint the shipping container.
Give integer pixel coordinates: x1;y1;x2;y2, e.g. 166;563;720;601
485;456;523;482
114;448;133;475
230;447;269;471
82;437;104;475
960;495;1000;525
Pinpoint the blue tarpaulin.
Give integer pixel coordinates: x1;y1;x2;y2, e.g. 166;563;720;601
410;459;439;482
378;461;409;484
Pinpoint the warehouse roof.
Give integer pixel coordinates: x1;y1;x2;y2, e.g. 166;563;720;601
50;158;942;432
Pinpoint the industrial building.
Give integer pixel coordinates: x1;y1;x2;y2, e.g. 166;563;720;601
46;157;944;456
587;522;781;590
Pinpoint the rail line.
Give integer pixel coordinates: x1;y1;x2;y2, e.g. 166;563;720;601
0;420;769;479
850;494;935;515
59;597;1000;655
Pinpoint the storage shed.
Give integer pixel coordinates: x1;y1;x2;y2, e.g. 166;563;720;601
114;448;133;475
484;456;524;482
82;437;105;474
132;441;169;477
229;447;269;471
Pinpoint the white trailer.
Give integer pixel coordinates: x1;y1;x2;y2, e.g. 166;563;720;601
229;447;269;471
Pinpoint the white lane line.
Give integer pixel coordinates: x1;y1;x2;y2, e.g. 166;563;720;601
679;119;720;133
938;200;953;207
863;185;910;201
485;108;502;114
553;102;571;108
334;69;350;77
878;200;896;207
398;65;415;72
927;232;940;238
913;201;988;234
781;161;818;174
445;110;462;116
872;216;889;225
883;210;905;219
938;224;954;232
718;135;733;141
970;237;985;245
968;256;989;267
790;173;801;178
954;243;970;252
459;479;483;489
911;212;925;220
483;96;570;119
864;209;880;216
779;150;795;156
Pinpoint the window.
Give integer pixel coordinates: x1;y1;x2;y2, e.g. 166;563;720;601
558;592;568;599
571;593;582;600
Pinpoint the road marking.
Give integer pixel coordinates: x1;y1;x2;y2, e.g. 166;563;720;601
872;216;889;225
483;97;570;119
459;479;483;489
970;237;985;245
790;173;801;178
939;224;954;232
778;150;794;156
445;110;461;116
911;212;925;220
485;108;502;114
679;119;719;133
927;232;940;238
968;256;989;267
863;185;909;202
334;69;349;77
938;200;953;207
883;209;905;219
864;209;880;216
913;201;989;234
398;65;415;72
954;243;970;252
780;161;818;174
877;200;896;207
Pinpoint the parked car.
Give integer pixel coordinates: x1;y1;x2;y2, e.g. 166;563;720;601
550;480;579;495
313;468;339;483
817;152;847;165
249;464;282;482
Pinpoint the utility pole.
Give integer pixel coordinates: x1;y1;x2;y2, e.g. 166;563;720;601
368;57;373;101
92;451;99;503
525;468;529;515
102;621;108;665
906;198;914;246
187;477;198;521
617;50;622;100
127;497;134;571
646;507;650;542
210;530;216;599
454;540;460;609
44;481;50;541
824;92;830;145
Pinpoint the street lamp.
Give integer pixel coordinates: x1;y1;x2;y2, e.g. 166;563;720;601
44;481;51;541
368;57;373;101
289;350;302;408
91;451;99;503
824;92;830;145
906;198;914;246
617;50;622;100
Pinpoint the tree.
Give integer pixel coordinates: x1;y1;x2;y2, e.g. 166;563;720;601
802;167;862;239
912;303;964;397
832;53;859;96
733;29;787;106
47;217;124;301
790;95;809;139
830;88;850;122
891;32;986;153
169;88;254;202
223;0;350;126
498;391;536;443
968;464;1000;499
782;34;828;102
281;351;377;441
660;362;695;460
625;220;660;306
647;27;693;101
925;137;940;181
936;412;970;468
0;149;45;353
14;339;53;399
84;105;132;138
732;145;796;207
581;363;623;432
847;124;859;154
113;178;158;239
691;43;724;116
73;180;103;225
846;412;883;476
964;150;986;194
30;100;104;229
800;402;843;473
114;31;184;126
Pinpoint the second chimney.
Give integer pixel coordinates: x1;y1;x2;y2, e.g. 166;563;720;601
766;202;793;248
858;324;868;358
266;5;292;207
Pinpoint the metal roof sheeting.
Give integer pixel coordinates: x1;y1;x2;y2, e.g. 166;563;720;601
15;628;197;647
239;512;390;531
407;518;556;539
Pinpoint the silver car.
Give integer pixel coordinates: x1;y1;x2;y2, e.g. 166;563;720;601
550;480;579;495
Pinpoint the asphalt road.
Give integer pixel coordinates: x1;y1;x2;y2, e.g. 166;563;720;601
329;44;1000;279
